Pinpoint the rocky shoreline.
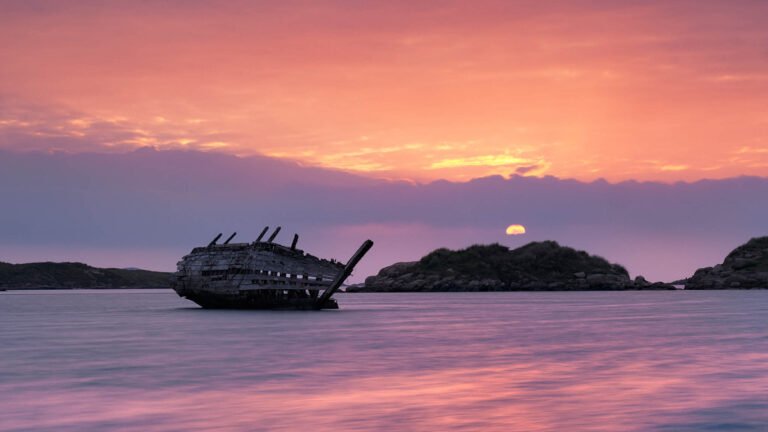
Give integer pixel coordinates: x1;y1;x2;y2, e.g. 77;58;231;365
0;261;172;290
350;241;675;292
686;237;768;289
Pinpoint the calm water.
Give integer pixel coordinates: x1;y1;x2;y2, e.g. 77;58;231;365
1;290;767;431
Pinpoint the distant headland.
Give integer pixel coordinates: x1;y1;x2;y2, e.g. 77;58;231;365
350;241;676;292
685;237;768;289
352;237;768;292
0;262;171;290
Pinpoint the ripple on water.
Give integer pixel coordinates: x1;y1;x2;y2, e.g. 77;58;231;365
1;290;767;431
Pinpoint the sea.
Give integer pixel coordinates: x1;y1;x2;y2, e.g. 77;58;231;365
1;289;767;431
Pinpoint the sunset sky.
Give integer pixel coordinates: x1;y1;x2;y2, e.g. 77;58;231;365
2;0;767;182
1;1;768;280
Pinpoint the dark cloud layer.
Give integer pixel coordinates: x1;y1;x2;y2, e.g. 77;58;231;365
1;148;766;281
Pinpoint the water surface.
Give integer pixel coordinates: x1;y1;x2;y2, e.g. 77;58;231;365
1;290;767;431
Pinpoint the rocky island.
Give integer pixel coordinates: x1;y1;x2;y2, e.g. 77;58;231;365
351;241;674;292
686;236;768;289
0;261;172;290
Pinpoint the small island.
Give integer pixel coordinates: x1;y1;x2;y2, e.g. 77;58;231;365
350;241;674;292
0;261;172;290
686;236;768;289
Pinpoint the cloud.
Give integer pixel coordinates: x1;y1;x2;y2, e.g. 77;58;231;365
659;164;689;172
514;164;541;175
429;154;538;169
0;97;236;154
0;148;766;282
2;2;768;182
737;146;768;154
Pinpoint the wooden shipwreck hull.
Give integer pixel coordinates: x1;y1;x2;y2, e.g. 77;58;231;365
171;227;373;310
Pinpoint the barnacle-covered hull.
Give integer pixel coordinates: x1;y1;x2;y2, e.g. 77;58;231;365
171;228;372;310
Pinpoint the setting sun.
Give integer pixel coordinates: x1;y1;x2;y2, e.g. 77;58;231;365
506;224;527;235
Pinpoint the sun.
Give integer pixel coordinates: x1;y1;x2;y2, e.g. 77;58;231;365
505;224;526;235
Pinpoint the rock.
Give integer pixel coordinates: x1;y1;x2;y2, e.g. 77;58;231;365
357;241;671;292
686;236;768;289
344;283;365;292
0;261;172;290
634;275;650;287
467;280;482;291
640;282;677;290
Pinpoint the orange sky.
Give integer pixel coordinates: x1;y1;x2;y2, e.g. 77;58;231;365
1;1;767;182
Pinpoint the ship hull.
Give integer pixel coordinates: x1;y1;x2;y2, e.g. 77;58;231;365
172;234;372;311
176;288;338;310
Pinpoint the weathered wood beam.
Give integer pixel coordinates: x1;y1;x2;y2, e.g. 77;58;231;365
223;232;237;245
255;226;269;242
207;233;223;247
267;226;282;243
314;239;374;309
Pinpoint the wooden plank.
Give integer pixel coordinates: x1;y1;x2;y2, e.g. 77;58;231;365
314;239;373;309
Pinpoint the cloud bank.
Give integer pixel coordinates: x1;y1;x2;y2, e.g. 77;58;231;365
1;148;766;281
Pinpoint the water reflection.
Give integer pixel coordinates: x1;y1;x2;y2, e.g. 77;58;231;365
1;290;767;431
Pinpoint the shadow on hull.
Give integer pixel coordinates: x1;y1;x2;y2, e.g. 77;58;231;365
179;289;339;310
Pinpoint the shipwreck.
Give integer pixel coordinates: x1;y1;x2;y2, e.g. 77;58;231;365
171;227;373;310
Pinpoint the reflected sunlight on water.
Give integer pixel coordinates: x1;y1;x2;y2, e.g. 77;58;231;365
1;290;767;431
